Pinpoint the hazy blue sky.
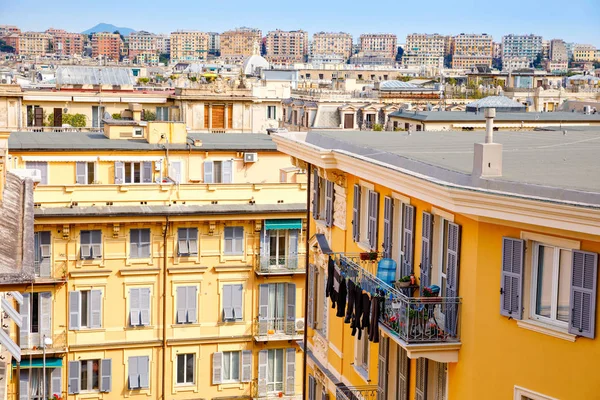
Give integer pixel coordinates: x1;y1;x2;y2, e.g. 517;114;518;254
2;0;600;46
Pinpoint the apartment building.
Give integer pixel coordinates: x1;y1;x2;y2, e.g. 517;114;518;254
265;30;308;65
208;32;220;56
46;29;84;57
310;32;353;62
1;33;20;54
220;27;262;60
92;32;122;61
573;44;599;62
451;33;493;69
501;34;542;62
402;34;448;67
170;31;209;63
4;116;307;400
156;34;170;55
272;117;600;400
0;25;21;35
128;31;159;63
359;33;397;59
18;32;52;57
550;39;568;61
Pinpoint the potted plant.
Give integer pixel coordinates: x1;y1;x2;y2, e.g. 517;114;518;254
395;275;411;289
359;251;378;261
422;285;440;302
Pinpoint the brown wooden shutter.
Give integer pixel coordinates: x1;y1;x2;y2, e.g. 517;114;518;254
227;104;233;129
53;108;62;127
204;105;209;129
212;105;225;129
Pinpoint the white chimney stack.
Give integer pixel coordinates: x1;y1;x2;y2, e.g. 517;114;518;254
473;108;503;178
485;107;495;143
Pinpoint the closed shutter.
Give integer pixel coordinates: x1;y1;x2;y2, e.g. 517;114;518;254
308;375;316;400
91;230;102;259
139;356;149;389
445;222;461;336
224;228;234;255
232;284;243;321
34;107;43;127
288;229;299;269
377;336;388;400
39;232;52;278
188;228;198;255
204;161;214;183
114;161;124;184
68;360;80;394
222;160;233;183
51;367;62;396
39;162;48;184
286;283;296;334
415;358;427;400
204;105;209;129
397;347;409;400
128;357;139;389
178;228;188;256
140;229;151;258
383;196;393;259
500;238;525;319
19;367;29;400
142;161;152;183
76;162;86;184
39;292;52;344
436;362;447;400
69;291;81;330
257;350;268;397
140;288;151;326
402;204;415;276
90;290;102;328
212;352;223;385
285;348;296;395
322;270;328;335
569;250;598;338
130;288;140;326
258;284;269;335
130;230;139;258
352;184;361;242
80;230;91;260
100;359;112;392
325;180;334;227
312;169;320;220
187;286;197;323
212;105;225;129
307;265;315;328
420;212;433;291
20;293;30;348
176;286;187;323
223;285;233;321
227;104;233;128
368;191;380;250
241;350;252;382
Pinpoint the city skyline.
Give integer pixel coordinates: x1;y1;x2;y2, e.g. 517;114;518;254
2;0;600;47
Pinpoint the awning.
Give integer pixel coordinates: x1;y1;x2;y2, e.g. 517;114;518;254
99;156;164;162
12;357;63;368
265;219;302;230
21;156;98;162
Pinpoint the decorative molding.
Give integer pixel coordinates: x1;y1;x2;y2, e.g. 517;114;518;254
516;320;577;342
333;184;347;230
62;224;69;239
254;220;262;233
520;231;580;250
112;223;120;238
326;170;346;187
69;270;111;278
119;268;161;276
208;221;216;235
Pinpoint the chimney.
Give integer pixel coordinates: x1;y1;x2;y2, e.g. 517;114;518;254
473;107;503;178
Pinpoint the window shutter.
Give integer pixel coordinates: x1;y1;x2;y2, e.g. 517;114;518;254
257;350;268;397
51;367;62;396
383;196;393;259
321;271;328;335
130;230;139;259
260;227;270;259
224;228;233;255
139;356;150;389
68;291;81;330
234;227;244;254
142;161;152;183
420;212;433;291
312;169;320;220
368;191;380;250
80;230;91;259
187;286;197;323
188;228;198;255
114;161;124;184
377;336;388;400
140;288;151;326
397;347;409;400
128;357;139;389
76;162;86;184
40;232;52;278
569;250;598;338
415;358;427;400
241;350;252;382
325;180;334;227
308;375;316;400
285;348;296;395
39;162;48;184
140;229;151;258
436;362;447;400
222;160;233;183
286;283;296;335
91;230;102;259
307;265;315;328
90;290;102;328
204;161;214;183
19;368;29;400
222;285;233;321
68;360;80;394
288;229;299;269
19;293;30;349
212;352;223;385
130;288;141;326
500;237;524;319
258;284;269;335
445;222;461;336
352;184;361;242
40;292;52;344
100;359;112;392
402;204;415;277
232;284;243;321
176;286;187;324
177;229;188;256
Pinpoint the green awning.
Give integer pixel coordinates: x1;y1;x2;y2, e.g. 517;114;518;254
12;357;62;368
265;219;302;231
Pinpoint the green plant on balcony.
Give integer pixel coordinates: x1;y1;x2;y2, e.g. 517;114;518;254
395;275;411;288
373;123;383;131
359;251;378;261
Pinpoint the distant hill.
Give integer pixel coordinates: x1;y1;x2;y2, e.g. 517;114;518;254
82;23;135;36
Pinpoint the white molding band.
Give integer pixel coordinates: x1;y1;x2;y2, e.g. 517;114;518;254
520;231;580;250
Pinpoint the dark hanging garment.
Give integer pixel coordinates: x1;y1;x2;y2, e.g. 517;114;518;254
351;286;364;337
326;256;335;298
331;267;340;308
344;280;356;324
336;277;347;318
361;293;371;336
369;297;381;343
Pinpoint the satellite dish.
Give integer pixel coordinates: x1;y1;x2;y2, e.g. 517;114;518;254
103;111;111;119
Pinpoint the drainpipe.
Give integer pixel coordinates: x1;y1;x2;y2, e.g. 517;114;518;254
162;215;169;400
302;163;312;400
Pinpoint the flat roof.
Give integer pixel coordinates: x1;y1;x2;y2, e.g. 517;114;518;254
388;110;600;123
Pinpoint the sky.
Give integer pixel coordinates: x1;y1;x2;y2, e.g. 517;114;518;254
2;0;600;46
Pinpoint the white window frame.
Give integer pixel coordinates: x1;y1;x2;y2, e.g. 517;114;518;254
80;290;93;329
267;105;277;120
222;351;241;383
266;348;284;393
355;332;369;376
78;162;96;185
80;359;101;392
133;128;143;137
176;353;195;386
514;386;558;400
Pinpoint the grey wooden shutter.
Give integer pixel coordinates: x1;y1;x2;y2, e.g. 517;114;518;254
100;358;112;392
288;229;299;269
130;288;140;326
224;228;233;255
176;286;187;323
188;228;198;255
397;347;409;400
39;162;48;184
139;356;150;389
212;352;223;385
177;228;188;256
187;286;197;323
140;288;151;326
90;289;102;328
232;284;243;321
222;160;233;183
80;230;91;260
51;367;62;396
204;161;214;183
402;204;415;276
68;360;80;394
445;222;461;336
91;230;102;259
420;212;433;291
142;161;152;183
377;336;388;400
258;284;269;335
312;169;320;220
286;283;296;334
368;191;380;250
19;370;29;400
500;237;525;319
260;227;270;259
19;293;30;348
241;350;252;383
308;375;316;400
569;250;598;338
69;291;81;330
76;162;86;184
39;231;52;278
383;196;393;259
325;180;334;227
128;357;139;389
40;292;52;344
415;358;427;400
223;285;233;321
307;266;315;328
141;229;151;258
257;350;268;397
130;230;139;258
285;348;296;395
114;161;124;184
352;184;361;242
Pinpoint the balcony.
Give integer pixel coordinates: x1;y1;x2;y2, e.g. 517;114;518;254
253;320;304;342
335;385;381;400
255;255;306;275
21;331;67;355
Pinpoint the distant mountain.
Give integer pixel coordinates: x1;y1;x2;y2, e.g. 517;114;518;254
82;23;135;36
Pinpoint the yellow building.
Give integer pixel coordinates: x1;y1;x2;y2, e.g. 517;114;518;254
272;118;600;400
4;117;307;399
169;31;209;63
220;28;262;60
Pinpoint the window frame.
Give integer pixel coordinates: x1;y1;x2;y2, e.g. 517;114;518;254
222;351;241;383
514;386;558;400
133;128;143;137
355;332;369;376
267;105;277;120
177;228;198;257
80;229;102;260
130;228;151;259
224;226;244;256
266;348;284;393
76;162;96;185
176;353;195;386
79;359;101;392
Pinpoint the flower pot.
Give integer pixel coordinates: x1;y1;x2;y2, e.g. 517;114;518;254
395;281;411;289
359;252;369;261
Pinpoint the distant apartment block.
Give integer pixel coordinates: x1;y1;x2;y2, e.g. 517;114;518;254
550;39;568;61
220;27;262;59
542;40;550;59
359;33;397;58
451;33;493;69
46;28;84;56
156;34;170;55
208;32;220;56
265;30;308;65
0;25;20;35
503;56;530;72
573;44;600;62
128;31;159;62
19;32;52;56
0;33;19;53
170;30;209;62
91;32;122;61
501;34;542;62
310;32;353;62
492;41;502;59
402;33;448;67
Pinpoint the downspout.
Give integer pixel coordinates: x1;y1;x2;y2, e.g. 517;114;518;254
162;215;169;400
302;163;312;400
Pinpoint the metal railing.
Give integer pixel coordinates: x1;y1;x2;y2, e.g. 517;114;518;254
254;320;300;337
256;255;306;274
23;126;103;133
336;385;381;400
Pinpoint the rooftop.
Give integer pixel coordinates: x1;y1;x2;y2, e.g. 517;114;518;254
56;66;135;86
388;110;600;122
465;96;526;112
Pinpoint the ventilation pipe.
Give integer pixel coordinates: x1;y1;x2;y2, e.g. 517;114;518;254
473;107;503;178
485;108;495;143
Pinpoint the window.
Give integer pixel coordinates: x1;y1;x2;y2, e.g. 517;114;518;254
76;162;96;184
130;229;151;258
19;293;51;348
177;228;198;256
129;288;151;326
80;230;102;260
352;184;379;250
258;283;296;334
311;171;334;226
224;227;244;256
170;160;183;183
204;160;233;183
267;106;277;119
34;231;51;277
266;349;284;393
81;360;100;391
222;351;240;382
514;386;558;400
114;161;153;184
213;350;251;385
30;293;40;333
128;356;150;389
92;106;105;128
176;354;194;385
356;333;369;373
20;368;61;399
133;128;143;137
222;284;243;321
156;106;169;121
176;286;198;324
69;290;102;329
25;161;48;184
68;359;111;394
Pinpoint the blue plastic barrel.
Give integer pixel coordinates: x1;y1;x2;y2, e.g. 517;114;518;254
376;258;397;287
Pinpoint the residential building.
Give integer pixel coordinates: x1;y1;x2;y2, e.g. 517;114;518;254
451;33;493;69
0;25;21;35
265;30;308;65
573;44;599;62
128;31;159;63
402;33;448;69
550;39;568;61
208;32;220;56
502;57;530;72
156;34;171;55
359;33;397;59
47;29;84;57
92;32;122;61
1;33;20;54
19;32;52;57
271;119;600;400
170;30;209;63
541;40;550;59
220;27;262;60
310;32;353;62
501;34;542;62
492;41;502;59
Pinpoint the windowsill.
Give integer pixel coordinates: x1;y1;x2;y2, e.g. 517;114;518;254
127;325;154;329
357;241;373;252
314;219;328;228
223;254;245;260
171;323;201;328
353;364;369;383
220;320;245;325
128;258;153;266
174;383;196;391
71;327;106;332
516;319;577;342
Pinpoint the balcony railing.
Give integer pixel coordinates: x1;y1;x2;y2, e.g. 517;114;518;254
254;320;303;341
336;385;381;400
255;255;306;274
335;254;461;344
21;331;67;354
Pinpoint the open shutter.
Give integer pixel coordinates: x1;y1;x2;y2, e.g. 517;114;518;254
130;288;141;326
100;359;112;392
51;367;62;396
19;293;30;349
91;230;102;259
500;238;524;319
569;250;598;338
241;350;252;382
285;348;296;395
80;230;91;259
139;356;149;389
128;357;139;389
90;290;102;328
402;204;415;276
415;358;427;400
222;160;233;183
307;265;315;328
114;161;124;184
140;288;151;326
258;284;269;335
312;169;320;220
397;347;409;400
232;284;243;321
187;286;198;323
420;212;433;291
288;229;299;270
142;161;152;183
368;191;380;250
76;162;86;184
445;222;461;336
286;283;296;334
352;184;361;242
176;286;187;323
68;361;80;394
19;368;29;400
40;231;52;278
377;336;388;400
257;350;268;397
260;227;270;258
212;352;223;385
222;285;233;321
204;161;214;183
324;180;334;227
69;291;81;330
383;196;393;259
39;292;52;345
188;229;198;255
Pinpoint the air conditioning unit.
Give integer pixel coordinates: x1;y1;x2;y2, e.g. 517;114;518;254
244;152;258;163
295;318;305;332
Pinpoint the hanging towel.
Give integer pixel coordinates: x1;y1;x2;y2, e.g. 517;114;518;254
336;276;347;318
369;297;381;343
361;293;371;337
